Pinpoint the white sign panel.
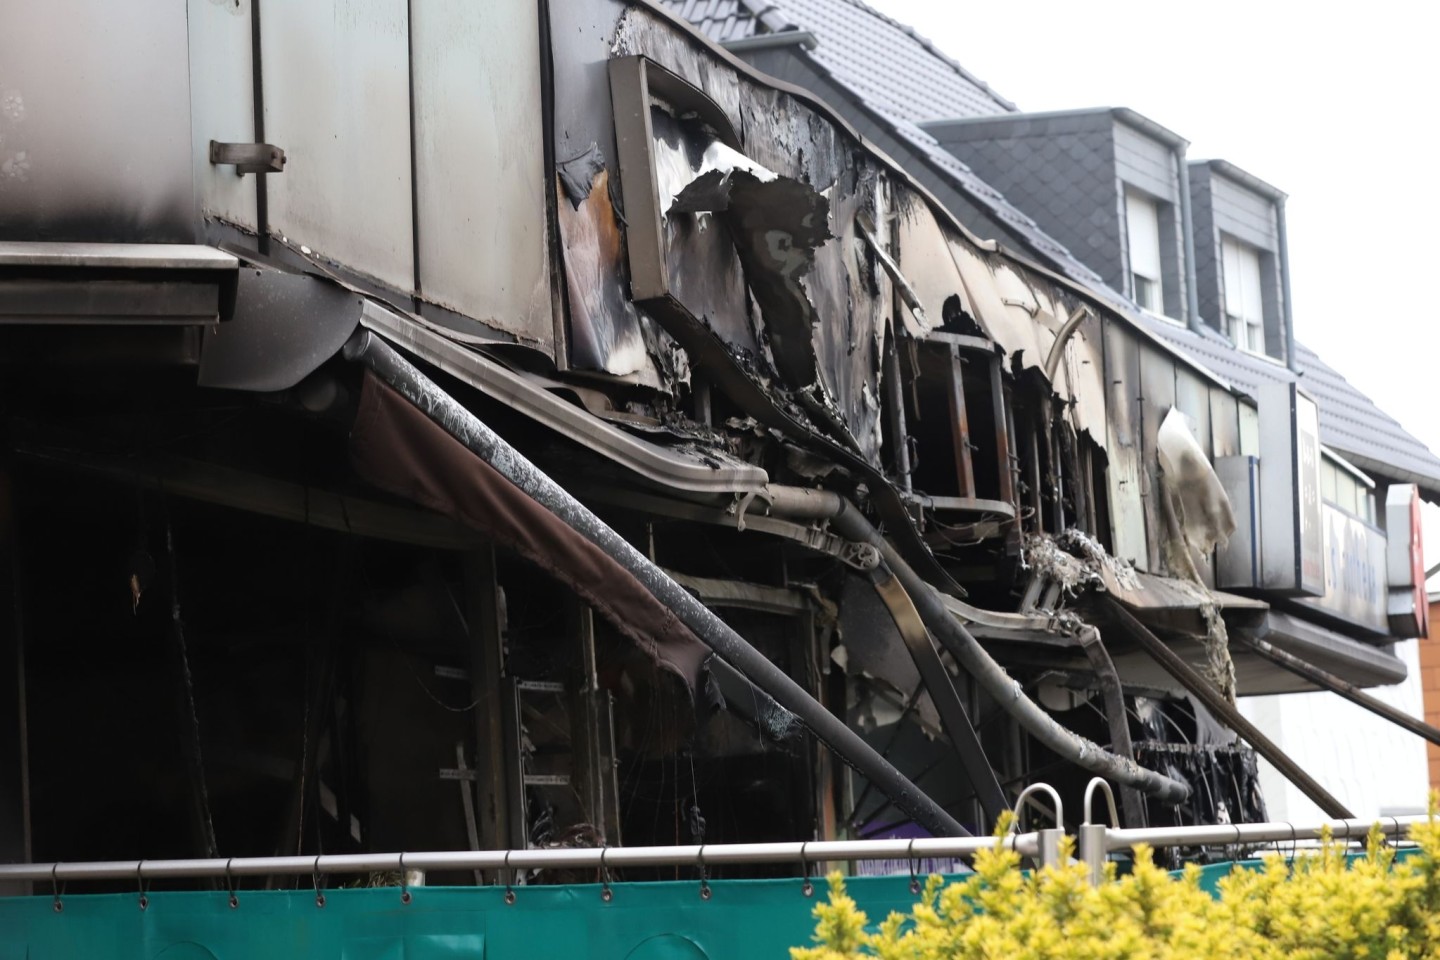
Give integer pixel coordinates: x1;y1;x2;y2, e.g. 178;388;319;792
1295;504;1387;633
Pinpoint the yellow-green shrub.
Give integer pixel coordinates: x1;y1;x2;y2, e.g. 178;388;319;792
793;807;1440;960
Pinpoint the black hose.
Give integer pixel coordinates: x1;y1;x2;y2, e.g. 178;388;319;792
829;500;1191;804
344;331;969;838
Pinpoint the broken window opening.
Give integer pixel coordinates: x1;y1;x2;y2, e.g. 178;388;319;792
899;336;1014;520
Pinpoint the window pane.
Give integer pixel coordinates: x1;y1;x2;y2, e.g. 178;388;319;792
1221;236;1264;352
1125;190;1163;307
1321;459;1338;503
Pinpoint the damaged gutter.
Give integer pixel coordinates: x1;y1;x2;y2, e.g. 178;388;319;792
343;330;970;838
359;300;766;496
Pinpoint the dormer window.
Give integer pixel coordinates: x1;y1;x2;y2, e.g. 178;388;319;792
1124;189;1164;313
1221;236;1265;354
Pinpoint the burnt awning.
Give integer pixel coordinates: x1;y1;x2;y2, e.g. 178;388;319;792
348;367;710;693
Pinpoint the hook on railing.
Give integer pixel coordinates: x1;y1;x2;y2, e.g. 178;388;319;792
1082;778;1120;828
137;861;149;912
1012;782;1064;832
225;858;238;909
696;845;711;901
799;842;814;898
312;855;326;908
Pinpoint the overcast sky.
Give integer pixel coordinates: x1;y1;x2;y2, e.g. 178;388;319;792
872;0;1440;572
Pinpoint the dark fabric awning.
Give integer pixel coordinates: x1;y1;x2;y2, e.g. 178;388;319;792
348;369;710;693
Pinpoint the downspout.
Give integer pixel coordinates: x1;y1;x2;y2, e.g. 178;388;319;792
343;332;969;839
1177;153;1202;333
1277;197;1298;371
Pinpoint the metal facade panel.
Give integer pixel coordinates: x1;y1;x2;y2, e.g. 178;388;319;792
188;0;257;232
1114;121;1177;201
411;0;551;350
0;0;193;243
261;0;414;292
1210;174;1278;249
1174;367;1211;457
1258;382;1324;595
1062;307;1108;447
1138;345;1176;573
1103;317;1148;569
1238;401;1260;456
1209;387;1240;458
1214;455;1259;589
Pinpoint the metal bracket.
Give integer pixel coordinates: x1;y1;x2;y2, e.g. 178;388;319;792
209;140;286;175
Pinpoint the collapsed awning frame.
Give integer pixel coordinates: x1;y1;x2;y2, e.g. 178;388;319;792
343;329;970;838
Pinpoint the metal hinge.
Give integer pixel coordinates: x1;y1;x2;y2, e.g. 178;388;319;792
209;140;286;175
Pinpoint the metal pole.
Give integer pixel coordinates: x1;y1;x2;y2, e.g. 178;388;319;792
1238;634;1440;747
343;332;968;839
1103;598;1354;819
1105;815;1420;853
2;813;1423;887
0;835;1032;886
1078;824;1108;885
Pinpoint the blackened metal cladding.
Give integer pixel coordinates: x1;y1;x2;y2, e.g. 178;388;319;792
826;502;1193;804
670;163;831;390
648;110;758;360
554;168;656;380
868;569;1007;828
342;331;969;838
636;293;967;598
1103;598;1351;818
1238;633;1440;748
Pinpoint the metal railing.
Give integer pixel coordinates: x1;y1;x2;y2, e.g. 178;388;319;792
0;779;1425;895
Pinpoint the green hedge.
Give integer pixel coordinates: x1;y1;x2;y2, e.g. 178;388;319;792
794;809;1440;960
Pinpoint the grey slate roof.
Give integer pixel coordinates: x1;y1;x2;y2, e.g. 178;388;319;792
661;0;1440;496
666;0;1015;120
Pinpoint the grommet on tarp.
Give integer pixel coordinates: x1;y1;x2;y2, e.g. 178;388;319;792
312;856;326;908
225;858;239;909
136;861;149;911
502;851;516;905
399;853;412;905
51;864;63;913
799;842;813;898
696;845;711;901
907;839;921;895
599;848;613;903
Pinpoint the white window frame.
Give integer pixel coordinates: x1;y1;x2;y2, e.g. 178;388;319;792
1221;236;1266;355
1124;189;1165;315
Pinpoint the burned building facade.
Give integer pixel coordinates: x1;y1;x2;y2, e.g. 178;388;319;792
0;0;1431;888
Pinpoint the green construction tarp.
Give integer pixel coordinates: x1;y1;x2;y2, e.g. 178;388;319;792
0;851;1422;958
0;875;930;960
